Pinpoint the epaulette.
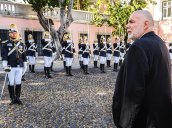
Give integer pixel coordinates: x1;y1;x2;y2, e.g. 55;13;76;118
1;40;8;44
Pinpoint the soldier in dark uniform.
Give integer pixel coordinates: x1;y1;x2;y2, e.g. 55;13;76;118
78;37;84;69
113;38;120;71
1;24;27;105
50;40;57;71
61;35;66;69
106;37;112;67
119;40;125;66
82;36;90;74
93;39;99;68
41;31;53;78
25;34;37;73
126;38;132;52
99;36;107;73
169;42;172;64
18;34;27;81
63;33;75;76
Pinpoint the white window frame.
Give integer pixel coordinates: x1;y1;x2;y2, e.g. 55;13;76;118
162;1;172;20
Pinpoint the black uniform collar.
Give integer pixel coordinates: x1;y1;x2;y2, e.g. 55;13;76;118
140;31;155;39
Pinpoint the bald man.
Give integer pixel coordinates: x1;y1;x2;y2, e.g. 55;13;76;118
112;10;172;128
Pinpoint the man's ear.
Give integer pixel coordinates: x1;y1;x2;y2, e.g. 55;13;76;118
144;21;149;29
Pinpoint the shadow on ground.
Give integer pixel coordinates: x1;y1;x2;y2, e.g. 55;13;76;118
0;67;117;128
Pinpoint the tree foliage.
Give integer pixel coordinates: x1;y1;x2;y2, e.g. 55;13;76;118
91;0;156;39
73;0;92;10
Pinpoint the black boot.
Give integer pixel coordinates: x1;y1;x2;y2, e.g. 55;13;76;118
95;61;98;68
94;61;98;68
107;60;111;67
102;64;106;73
50;63;54;71
81;61;83;69
15;84;22;105
116;63;118;72
109;60;111;67
82;65;85;72
68;66;73;76
8;85;15;105
47;67;53;78
113;63;116;71
22;75;26;81
100;64;103;73
79;61;82;69
63;61;66;69
107;60;109;67
84;65;89;75
44;67;47;78
29;65;32;73
65;66;69;76
32;65;35;73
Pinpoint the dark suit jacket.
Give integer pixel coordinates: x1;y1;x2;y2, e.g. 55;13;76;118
112;31;172;128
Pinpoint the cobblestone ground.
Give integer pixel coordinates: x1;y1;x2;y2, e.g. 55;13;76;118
0;67;117;128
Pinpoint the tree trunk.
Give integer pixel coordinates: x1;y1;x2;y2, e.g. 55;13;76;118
77;0;80;10
36;0;74;59
37;11;62;59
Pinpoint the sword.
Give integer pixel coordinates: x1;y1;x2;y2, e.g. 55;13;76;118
0;73;8;100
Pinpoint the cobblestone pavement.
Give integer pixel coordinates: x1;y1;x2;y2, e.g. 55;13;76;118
0;65;117;128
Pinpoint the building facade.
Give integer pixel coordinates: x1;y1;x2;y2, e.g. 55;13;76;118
0;1;114;57
147;0;172;43
0;0;172;58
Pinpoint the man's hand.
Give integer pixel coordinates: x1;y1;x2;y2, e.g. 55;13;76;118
22;62;28;75
2;61;11;72
36;52;38;57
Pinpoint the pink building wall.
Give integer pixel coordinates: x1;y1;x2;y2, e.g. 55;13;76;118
3;17;171;52
0;17;114;53
157;20;172;43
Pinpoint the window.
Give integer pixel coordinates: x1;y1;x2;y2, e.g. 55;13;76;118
80;33;88;40
162;1;172;19
0;29;9;59
97;34;110;43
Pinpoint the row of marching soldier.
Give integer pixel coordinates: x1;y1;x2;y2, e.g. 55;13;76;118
78;35;133;74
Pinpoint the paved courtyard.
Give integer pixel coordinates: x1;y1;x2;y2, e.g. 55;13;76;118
0;61;117;128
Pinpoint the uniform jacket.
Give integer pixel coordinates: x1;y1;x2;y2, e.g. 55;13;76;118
26;40;37;56
78;43;84;55
1;40;27;67
113;43;120;57
82;43;90;58
119;43;125;53
61;42;66;54
112;31;172;128
99;43;107;57
93;43;99;55
41;39;53;57
106;43;112;54
63;40;75;58
169;43;172;53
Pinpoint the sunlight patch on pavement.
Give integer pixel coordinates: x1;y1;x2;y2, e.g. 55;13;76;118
0;100;10;104
96;91;107;96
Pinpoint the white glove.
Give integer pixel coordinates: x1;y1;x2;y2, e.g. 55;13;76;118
22;62;28;75
2;61;7;69
2;61;11;72
36;52;38;57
